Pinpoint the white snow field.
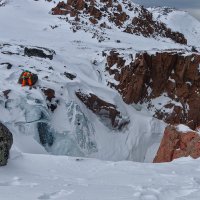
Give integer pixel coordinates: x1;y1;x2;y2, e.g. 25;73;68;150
1;151;200;200
0;0;200;199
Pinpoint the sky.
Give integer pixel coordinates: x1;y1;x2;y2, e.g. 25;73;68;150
133;0;200;21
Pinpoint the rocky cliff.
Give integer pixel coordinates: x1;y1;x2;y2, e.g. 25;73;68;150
105;50;200;130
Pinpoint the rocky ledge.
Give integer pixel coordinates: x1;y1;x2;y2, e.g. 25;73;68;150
154;125;200;163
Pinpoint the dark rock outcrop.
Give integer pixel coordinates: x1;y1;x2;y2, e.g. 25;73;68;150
0;123;13;166
51;0;187;44
24;47;55;60
42;88;55;102
154;125;200;163
64;72;76;80
41;88;58;112
76;90;129;130
106;50;200;130
3;90;11;99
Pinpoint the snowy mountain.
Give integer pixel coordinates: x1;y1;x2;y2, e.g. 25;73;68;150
1;0;200;199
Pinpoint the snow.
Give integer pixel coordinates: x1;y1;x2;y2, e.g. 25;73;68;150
0;0;200;199
1;151;200;200
150;7;200;47
176;124;194;133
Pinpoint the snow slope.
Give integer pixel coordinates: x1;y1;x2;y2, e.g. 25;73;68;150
149;7;200;47
1;150;200;200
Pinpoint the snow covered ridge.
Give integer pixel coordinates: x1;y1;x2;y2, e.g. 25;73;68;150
51;0;187;44
149;7;200;47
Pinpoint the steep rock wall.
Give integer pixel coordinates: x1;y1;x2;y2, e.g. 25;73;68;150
106;50;200;130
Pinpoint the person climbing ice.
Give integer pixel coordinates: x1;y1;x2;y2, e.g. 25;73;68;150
21;70;33;87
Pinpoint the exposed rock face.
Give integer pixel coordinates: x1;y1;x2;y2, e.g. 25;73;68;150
154;125;200;163
51;0;186;44
0;122;13;166
106;50;200;130
76;90;129;130
24;47;55;60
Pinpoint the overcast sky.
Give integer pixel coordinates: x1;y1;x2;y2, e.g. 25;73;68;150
132;0;200;21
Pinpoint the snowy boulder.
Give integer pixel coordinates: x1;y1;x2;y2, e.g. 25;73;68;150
76;91;129;130
24;47;55;60
0;122;13;166
154;125;200;163
63;72;76;80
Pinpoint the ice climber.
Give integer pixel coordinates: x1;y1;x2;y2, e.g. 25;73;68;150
21;71;33;87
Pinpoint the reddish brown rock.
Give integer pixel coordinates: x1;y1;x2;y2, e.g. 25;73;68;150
51;0;187;44
125;7;186;44
51;1;70;15
42;88;55;102
76;90;129;130
153;125;200;163
106;50;200;129
42;88;58;112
